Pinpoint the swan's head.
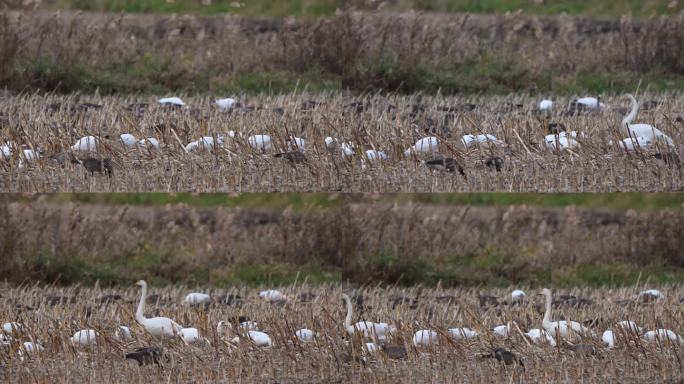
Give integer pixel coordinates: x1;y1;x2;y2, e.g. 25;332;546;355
341;293;351;304
540;288;551;297
625;94;637;103
135;280;146;287
217;321;230;335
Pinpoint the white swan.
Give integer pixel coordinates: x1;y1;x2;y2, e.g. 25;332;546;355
259;289;286;302
216;98;237;110
622;94;674;147
511;289;526;302
492;323;511;338
217;320;258;334
71;136;99;152
643;329;682;344
576;97;604;109
539;99;553;111
364;342;379;353
22;149;39;164
1;141;16;160
295;329;317;343
448;327;478;340
71;329;98;346
2;322;22;334
158;97;185;106
413;329;439;347
179;327;209;345
325;137;355;157
364;150;388;162
342;294;395;341
617;320;643;334
541;288;590;340
543;131;581;150
184;292;211;305
404;137;439;158
228;330;272;347
119;134;137;149
525;328;557;346
115;325;133;341
138;138;160;150
21;341;44;355
638;289;664;301
614;136;652;153
135;280;183;340
602;330;615;348
248;135;273;151
288;137;306;151
461;134;503;149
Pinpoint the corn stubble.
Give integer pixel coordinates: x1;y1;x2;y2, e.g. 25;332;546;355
0;284;683;383
0;93;682;192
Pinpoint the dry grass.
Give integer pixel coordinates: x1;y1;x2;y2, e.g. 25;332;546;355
1;92;683;192
2;11;684;94
1;283;684;383
1;200;682;286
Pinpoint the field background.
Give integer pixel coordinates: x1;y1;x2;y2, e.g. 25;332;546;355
2;193;683;288
2;1;684;95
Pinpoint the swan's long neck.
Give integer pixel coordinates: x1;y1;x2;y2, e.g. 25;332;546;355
622;95;639;128
136;284;147;324
343;294;353;332
542;291;552;326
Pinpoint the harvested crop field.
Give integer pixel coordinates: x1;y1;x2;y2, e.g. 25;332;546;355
1;283;683;383
1;93;683;192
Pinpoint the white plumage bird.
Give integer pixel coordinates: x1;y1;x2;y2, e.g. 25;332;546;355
413;329;439;347
643;329;682;344
2;322;23;334
259;289;286;302
138;138;160;150
119;134;137;149
135;280;183;340
614;136;652;153
184;292;211;305
541;288;590;340
71;136;99;152
71;329;98;346
115;325;133;341
602;330;615;348
525;328;557;346
295;329;316;343
325;137;354;157
492;323;511;338
448;327;478;340
576;97;604;109
622;94;674;147
158;97;185;106
364;150;388;161
1;142;16;160
342;294;395;341
511;289;526;301
248;135;273;151
404;136;439;158
543;131;581;150
539;99;553;111
179;327;209;345
232;331;272;347
215;98;237;110
461;134;502;149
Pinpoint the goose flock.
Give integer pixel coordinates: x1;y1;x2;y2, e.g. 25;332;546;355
0;94;679;183
2;281;681;369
